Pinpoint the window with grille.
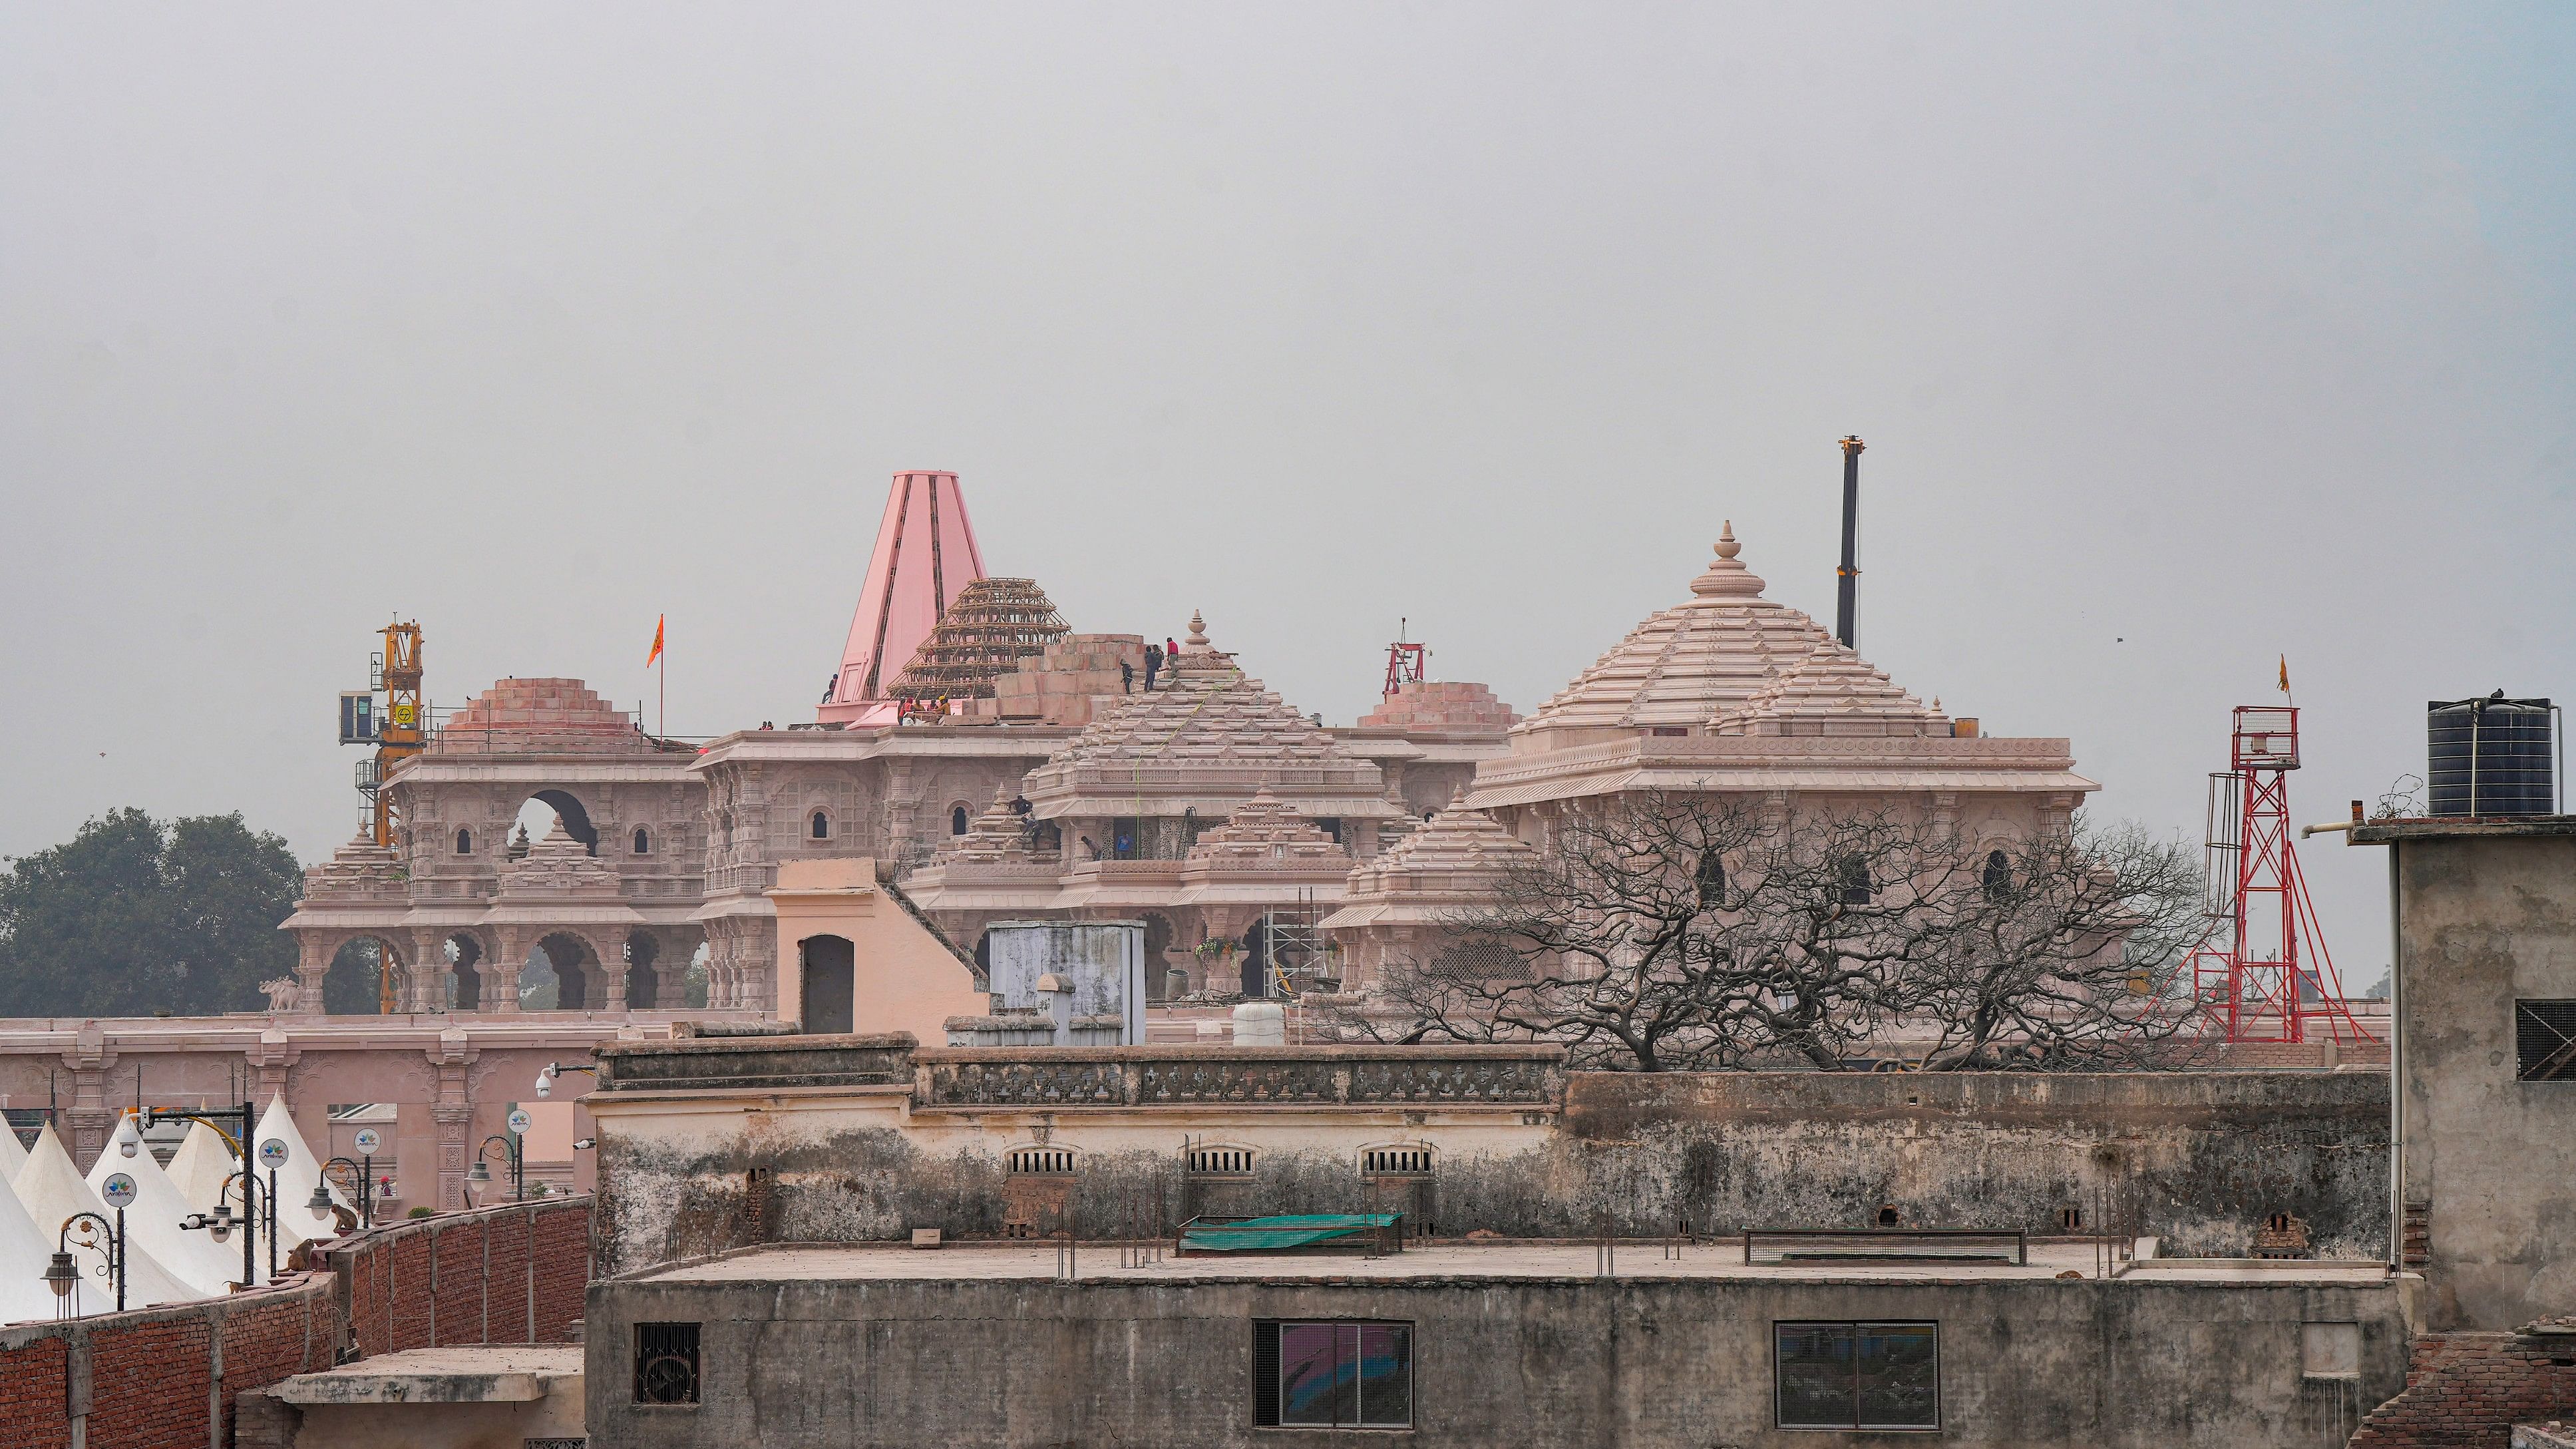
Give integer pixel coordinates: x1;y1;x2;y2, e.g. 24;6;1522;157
1253;1321;1413;1429
2517;1000;2576;1081
1007;1146;1076;1175
1362;1145;1433;1177
1187;1145;1254;1177
1775;1322;1937;1429
632;1322;700;1405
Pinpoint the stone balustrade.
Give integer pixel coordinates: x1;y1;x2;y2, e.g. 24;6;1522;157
919;1044;1563;1109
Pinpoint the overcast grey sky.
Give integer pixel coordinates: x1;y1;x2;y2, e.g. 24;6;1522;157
4;4;2571;978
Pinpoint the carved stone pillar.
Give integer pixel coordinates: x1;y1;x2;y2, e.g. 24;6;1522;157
488;925;527;1013
410;929;453;1013
1928;791;1960;843
428;1028;476;1211
598;934;633;1012
293;932;335;1016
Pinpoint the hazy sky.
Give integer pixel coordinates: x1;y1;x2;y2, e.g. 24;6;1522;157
5;5;2571;980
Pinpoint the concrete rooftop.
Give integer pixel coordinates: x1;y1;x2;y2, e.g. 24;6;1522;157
269;1345;583;1405
628;1240;2391;1287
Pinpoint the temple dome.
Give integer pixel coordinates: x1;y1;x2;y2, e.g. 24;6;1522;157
1515;522;1917;738
1340;801;1537;906
1045;620;1349;767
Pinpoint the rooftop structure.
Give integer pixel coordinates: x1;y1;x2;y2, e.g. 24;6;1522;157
1321;801;1539;990
887;576;1071;716
818;470;988;727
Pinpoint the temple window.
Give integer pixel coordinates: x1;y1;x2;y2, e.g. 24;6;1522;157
1982;849;2012;901
1837;857;1874;906
1696;854;1726;908
633;827;651;855
454;828;472;855
810;810;830;841
951;805;970;835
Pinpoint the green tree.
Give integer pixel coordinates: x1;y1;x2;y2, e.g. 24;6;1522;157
0;809;303;1017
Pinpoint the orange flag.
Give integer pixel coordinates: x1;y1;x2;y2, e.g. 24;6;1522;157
646;615;665;668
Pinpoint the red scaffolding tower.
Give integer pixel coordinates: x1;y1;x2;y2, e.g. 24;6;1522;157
2187;706;2378;1044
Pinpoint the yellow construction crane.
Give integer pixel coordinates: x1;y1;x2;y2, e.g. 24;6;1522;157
339;620;425;1012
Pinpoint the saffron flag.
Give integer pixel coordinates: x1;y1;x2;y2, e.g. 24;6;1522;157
647;615;665;668
2278;655;2289;696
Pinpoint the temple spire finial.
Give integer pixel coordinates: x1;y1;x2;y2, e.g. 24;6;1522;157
1186;611;1209;650
1715;521;1740;560
1689;520;1765;598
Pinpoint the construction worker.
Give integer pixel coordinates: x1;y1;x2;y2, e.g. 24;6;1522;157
1143;643;1163;692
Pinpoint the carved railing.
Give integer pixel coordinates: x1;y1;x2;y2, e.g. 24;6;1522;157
920;1046;1561;1109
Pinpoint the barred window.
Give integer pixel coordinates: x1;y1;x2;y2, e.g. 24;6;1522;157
1362;1145;1433;1177
2517;1000;2576;1081
1254;1321;1413;1429
1007;1146;1077;1175
633;1322;700;1406
1187;1145;1254;1177
1776;1321;1937;1429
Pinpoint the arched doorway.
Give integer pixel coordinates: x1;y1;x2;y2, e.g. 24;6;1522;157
446;933;487;1010
1240;920;1269;998
799;934;854;1034
1137;912;1175;1002
525;932;612;1010
323;936;399;1015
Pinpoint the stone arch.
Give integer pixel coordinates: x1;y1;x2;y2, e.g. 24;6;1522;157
321;934;403;1015
515;789;599;854
809;808;832;841
454;827;474;855
631;826;651;855
527;931;623;1010
1135;911;1177;1002
444;931;489;1011
950;802;972;836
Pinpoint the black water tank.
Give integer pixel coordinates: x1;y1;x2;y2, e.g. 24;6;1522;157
2427;696;2555;816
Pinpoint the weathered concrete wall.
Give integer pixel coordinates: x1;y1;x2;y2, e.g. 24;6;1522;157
590;1051;2390;1275
1564;1070;2392;1259
586;1267;2410;1449
2376;828;2576;1331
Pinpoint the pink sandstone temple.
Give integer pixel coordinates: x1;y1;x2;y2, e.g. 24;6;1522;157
1;468;2101;1211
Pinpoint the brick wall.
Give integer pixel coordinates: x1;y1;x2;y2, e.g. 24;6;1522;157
0;1195;591;1449
2350;1330;2576;1446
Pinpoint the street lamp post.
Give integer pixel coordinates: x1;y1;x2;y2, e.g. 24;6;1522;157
120;1100;266;1289
186;1168;280;1283
467;1133;523;1204
46;1185;134;1317
314;1156;377;1231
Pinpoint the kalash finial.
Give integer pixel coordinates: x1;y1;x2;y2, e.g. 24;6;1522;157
1689;520;1765;598
1186;610;1209;649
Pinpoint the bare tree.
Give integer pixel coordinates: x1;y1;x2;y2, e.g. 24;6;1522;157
1338;793;2211;1072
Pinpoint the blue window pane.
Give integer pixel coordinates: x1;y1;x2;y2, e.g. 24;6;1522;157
1358;1323;1413;1427
1776;1323;1856;1428
1856;1324;1938;1428
1280;1325;1346;1426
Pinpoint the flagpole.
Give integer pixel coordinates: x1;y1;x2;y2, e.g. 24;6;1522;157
659;626;667;742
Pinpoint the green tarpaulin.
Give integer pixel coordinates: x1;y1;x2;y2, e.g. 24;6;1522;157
1179;1213;1397;1253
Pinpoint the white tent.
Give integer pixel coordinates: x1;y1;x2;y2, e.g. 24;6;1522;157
251;1096;348;1250
13;1126;200;1310
0;1151;77;1327
0;1121;29;1183
164;1122;236;1214
87;1127;250;1293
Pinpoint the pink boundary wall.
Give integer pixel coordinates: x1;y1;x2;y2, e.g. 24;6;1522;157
817;471;988;725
